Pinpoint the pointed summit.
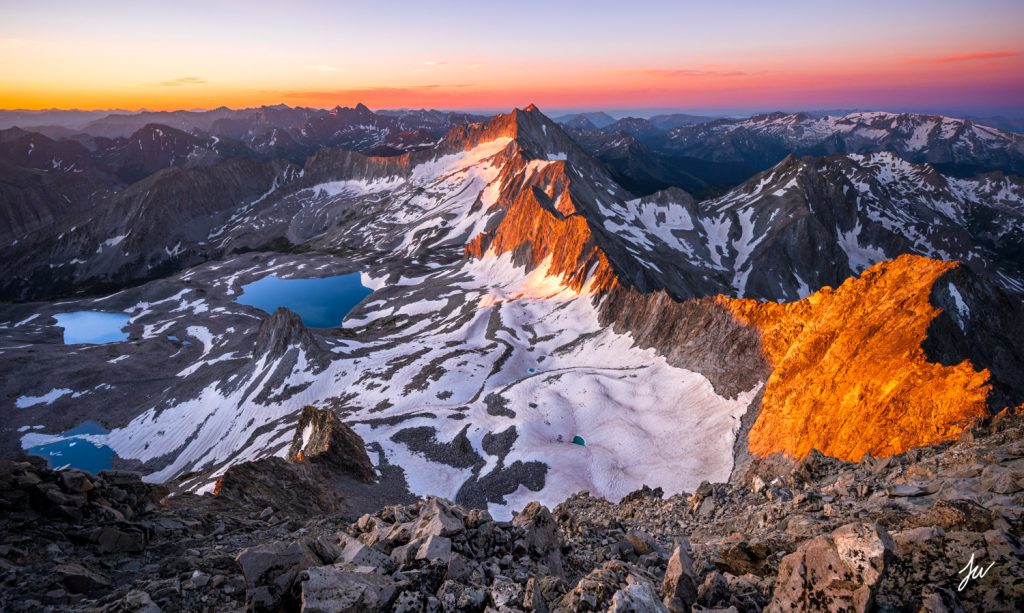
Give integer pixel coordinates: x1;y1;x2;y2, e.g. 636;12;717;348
442;104;588;164
435;104;572;160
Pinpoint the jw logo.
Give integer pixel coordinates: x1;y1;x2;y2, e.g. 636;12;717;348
957;553;995;592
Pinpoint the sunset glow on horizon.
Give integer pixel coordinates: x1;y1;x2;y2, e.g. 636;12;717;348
2;0;1022;115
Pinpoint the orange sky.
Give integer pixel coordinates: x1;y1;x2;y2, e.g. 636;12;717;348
2;1;1022;114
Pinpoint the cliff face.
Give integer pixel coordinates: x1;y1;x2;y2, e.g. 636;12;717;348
720;255;992;461
466;159;618;293
455;108;1019;466
597;288;768;399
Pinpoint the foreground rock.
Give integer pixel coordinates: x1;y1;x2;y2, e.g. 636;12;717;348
214;405;410;517
2;410;1022;611
768;522;894;612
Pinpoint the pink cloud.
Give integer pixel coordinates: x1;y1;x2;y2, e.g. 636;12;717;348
913;51;1018;64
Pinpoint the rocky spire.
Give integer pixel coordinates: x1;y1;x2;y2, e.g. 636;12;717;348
252;307;328;370
286;406;376;483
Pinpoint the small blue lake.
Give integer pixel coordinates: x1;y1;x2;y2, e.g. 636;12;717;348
26;420;115;474
55;311;130;344
237;273;372;328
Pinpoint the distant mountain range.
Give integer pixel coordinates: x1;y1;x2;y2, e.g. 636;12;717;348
2;104;1023;298
3;104;1020;203
555;110;1024;198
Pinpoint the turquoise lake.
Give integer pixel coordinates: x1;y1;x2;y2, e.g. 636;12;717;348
237;273;372;328
55;311;130;344
27;421;115;474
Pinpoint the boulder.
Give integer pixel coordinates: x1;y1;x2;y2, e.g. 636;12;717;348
390;539;422;566
662;539;698;613
767;522;894;612
557;561;627;611
236;539;326;611
412;498;464;540
626;528;661;556
436;579;487;612
512;502;564;577
338;533;391;568
94;525;147;553
59;470;95;494
610;583;668;612
56;563;111;594
299;565;398;613
415;534;452;563
696;572;730;608
524;575;563;613
919;585;966;613
490;576;525;609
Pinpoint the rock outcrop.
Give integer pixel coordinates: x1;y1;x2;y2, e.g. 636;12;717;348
286;405;376;482
214;406;383;516
253;308;330;369
597;289;768;399
248;308;331;405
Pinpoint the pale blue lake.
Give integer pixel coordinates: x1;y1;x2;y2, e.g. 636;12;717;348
26;420;116;474
55;311;130;344
237;273;372;328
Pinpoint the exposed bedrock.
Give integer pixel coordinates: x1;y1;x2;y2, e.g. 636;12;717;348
465;158;618;293
596;285;768;399
214;406;412;517
287;405;376;482
253;307;330;369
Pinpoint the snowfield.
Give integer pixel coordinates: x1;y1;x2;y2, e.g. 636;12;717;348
21;251;759;519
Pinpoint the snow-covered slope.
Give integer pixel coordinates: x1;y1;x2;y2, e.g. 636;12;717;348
20;251;756;519
595;152;1024;299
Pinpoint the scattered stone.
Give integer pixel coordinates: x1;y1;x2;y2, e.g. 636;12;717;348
2;408;1023;612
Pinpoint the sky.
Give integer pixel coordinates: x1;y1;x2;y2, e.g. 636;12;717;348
1;0;1023;115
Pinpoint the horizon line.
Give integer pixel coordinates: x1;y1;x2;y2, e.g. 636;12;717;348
3;102;1024;120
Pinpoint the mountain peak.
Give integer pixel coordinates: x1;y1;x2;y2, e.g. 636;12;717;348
436;105;579;162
